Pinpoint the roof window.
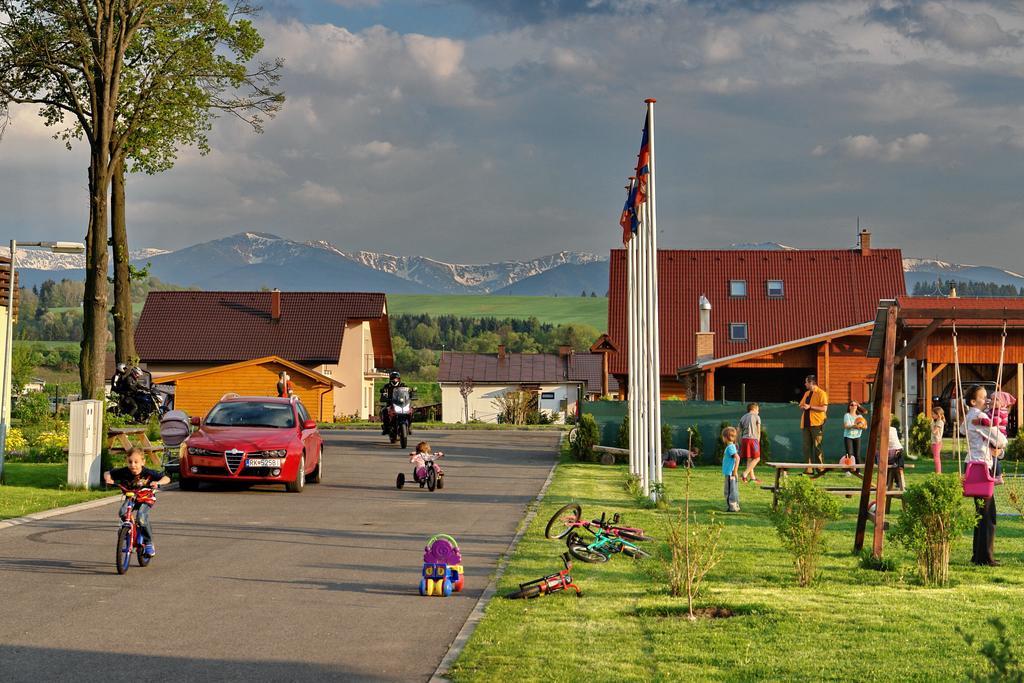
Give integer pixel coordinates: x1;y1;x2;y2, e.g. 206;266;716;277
729;323;748;342
729;280;747;297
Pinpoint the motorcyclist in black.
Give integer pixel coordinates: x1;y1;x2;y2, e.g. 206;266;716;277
112;363;139;420
380;371;407;435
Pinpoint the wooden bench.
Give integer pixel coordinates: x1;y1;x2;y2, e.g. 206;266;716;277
107;427;163;468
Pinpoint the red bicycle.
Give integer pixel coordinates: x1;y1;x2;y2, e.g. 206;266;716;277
116;485;156;575
506;552;580;599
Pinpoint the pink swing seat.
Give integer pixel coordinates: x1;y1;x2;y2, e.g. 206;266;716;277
962;460;995;498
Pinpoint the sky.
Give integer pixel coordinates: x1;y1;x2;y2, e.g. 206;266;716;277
2;1;1024;268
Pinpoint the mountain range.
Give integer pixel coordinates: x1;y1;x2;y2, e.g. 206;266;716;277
14;233;1024;296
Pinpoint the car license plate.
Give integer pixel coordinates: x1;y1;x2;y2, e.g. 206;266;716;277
246;458;282;468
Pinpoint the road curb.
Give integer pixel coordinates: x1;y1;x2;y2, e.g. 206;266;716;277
429;435;563;682
0;483;179;532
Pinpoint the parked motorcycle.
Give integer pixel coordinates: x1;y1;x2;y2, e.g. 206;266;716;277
383;386;414;449
110;366;172;424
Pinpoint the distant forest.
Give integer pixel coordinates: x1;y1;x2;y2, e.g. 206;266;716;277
911;280;1024;297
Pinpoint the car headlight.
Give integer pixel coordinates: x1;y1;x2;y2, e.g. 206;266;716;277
258;449;288;458
188;447;216;456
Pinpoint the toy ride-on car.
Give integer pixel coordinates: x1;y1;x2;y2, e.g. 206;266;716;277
419;534;464;597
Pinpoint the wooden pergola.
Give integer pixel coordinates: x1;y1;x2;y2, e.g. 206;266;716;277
854;297;1024;557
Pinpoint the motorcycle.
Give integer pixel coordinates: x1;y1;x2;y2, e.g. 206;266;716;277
383;386;414;449
110;367;172;423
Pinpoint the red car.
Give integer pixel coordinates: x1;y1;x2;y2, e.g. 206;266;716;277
179;396;324;493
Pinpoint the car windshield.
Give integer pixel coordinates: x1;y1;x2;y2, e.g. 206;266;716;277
205;401;295;428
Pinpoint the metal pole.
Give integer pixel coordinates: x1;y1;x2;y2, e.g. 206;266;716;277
627;214;638;476
903;340;910;456
0;239;15;480
645;98;662;494
636;201;649;495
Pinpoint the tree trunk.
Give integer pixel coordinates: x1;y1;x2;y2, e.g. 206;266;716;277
110;154;135;363
80;153;111;400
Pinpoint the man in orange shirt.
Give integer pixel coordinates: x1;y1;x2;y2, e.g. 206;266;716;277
799;374;829;473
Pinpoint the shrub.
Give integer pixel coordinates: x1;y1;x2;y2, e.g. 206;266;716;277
617;414;630;449
891;473;975;586
958;618;1024;682
660;469;723;618
661;423;673;452
769;477;842;586
686;425;703;457
32;421;69;459
909;411;931;460
12;391;50;424
1005;433;1024;462
1008;463;1024;517
759;425;772;461
572;414;600;462
5;427;28;453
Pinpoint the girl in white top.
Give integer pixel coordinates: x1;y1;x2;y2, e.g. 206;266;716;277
929;406;945;474
963;386;1007;468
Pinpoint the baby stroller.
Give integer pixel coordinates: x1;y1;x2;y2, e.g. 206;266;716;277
158;410;191;476
419;534;464;597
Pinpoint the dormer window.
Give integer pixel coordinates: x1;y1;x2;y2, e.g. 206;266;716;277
729;323;748;341
729;280;747;297
767;280;784;297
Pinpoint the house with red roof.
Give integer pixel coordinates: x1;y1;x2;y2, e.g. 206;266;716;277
606;230;907;404
134;290;393;420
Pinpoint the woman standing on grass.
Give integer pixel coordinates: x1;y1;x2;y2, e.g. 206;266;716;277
930;406;945;474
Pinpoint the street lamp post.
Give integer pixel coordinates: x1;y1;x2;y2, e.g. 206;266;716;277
1;239;85;481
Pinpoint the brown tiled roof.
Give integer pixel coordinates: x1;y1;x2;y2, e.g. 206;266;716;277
439;352;572;384
568;353;619;394
607;247;906;374
135;291;386;364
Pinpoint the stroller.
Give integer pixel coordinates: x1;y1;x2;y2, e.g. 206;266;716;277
419;534;464;597
158;410;191;476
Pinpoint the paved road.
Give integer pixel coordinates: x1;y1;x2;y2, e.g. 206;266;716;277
0;430;558;682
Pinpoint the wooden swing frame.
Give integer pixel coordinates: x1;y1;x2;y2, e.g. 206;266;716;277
853;300;1024;558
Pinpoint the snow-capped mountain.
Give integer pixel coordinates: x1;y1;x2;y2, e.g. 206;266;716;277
1;246;168;270
902;258;1024;290
726;242;798;251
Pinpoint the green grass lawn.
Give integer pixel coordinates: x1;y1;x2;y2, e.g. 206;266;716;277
450;452;1024;682
0;463;116;520
388;294;607;330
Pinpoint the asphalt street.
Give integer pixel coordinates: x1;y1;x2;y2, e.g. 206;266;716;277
0;430;558;682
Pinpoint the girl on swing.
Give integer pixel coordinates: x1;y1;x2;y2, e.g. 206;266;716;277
963;385;1008;566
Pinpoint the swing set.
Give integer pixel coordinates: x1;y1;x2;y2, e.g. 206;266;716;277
854;297;1024;558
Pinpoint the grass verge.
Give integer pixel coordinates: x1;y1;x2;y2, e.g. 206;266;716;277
0;463;116;520
449;454;1024;682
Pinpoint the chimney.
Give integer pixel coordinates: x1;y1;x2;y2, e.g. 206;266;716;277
497;344;506;361
271;288;281;322
695;295;714;363
858;228;872;256
558;345;572;359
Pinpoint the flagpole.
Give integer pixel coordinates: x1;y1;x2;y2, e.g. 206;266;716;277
636;199;649;496
646;98;662;496
625;180;638;477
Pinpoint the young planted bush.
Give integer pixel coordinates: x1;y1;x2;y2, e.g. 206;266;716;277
571;413;601;462
661;423;673;452
617;413;630;450
909;411;932;460
713;420;732;463
891;473;975;586
769;477;841;586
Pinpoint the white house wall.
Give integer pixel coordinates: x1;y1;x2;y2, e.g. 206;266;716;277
440;383;579;424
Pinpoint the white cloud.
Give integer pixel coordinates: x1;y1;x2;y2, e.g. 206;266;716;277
703;27;744;65
831;132;933;162
350;140;395;159
290;181;346;207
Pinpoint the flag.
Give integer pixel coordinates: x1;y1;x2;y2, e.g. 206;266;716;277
633;113;651;207
619;178;640;244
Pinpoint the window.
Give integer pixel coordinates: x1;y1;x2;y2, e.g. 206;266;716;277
767;280;784;297
729;280;747;297
729;323;748;341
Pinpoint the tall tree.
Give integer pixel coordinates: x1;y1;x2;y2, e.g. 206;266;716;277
108;1;282;362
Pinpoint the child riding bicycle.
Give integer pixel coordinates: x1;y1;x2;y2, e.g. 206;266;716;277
103;448;170;557
410;441;444;479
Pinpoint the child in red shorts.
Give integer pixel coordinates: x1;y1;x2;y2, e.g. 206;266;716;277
739;402;762;484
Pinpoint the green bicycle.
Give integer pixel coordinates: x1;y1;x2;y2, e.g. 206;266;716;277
552;508;652;563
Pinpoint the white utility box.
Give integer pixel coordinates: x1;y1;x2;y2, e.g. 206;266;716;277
68;400;104;489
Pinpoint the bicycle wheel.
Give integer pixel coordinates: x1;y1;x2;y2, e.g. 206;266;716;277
506;584;543;599
621;545;652;560
545;502;582;540
567;541;608;564
116;527;132;575
617;530;653;543
426;467;437;492
137;544;151;567
567;427;580;446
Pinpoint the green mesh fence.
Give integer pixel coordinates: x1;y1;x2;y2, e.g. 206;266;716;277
584;400;852;463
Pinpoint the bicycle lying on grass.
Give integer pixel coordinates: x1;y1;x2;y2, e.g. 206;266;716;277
506;552;580;599
544;503;653;563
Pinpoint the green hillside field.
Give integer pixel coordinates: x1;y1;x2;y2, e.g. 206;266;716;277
387;294;607;330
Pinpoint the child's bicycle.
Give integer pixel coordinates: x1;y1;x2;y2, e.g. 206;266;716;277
397;452;444;492
545;503;652;563
506;552;581;599
115;485;156;575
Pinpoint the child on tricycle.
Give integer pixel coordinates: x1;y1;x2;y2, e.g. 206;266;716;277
397;441;445;491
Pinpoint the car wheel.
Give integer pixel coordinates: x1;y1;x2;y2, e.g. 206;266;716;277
286;455;306;493
309;448;323;484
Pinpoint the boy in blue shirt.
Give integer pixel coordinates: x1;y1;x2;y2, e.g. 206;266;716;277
721;426;740;512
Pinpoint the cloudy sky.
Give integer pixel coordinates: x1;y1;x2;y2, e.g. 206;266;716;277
3;0;1024;267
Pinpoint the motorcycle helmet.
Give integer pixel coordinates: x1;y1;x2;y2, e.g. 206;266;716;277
389;371;401;383
116;363;127;374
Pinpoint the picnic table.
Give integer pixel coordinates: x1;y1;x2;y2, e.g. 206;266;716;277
762;461;907;510
107;427;163;468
